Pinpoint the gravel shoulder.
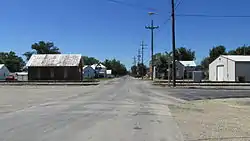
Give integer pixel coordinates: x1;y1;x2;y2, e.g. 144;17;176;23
169;98;250;141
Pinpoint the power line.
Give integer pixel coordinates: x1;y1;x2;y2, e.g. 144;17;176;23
175;0;184;10
106;0;157;12
161;0;184;26
176;14;250;18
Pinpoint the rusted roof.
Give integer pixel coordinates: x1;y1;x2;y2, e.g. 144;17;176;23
26;54;82;67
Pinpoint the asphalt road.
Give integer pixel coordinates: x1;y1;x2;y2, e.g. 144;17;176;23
162;88;250;101
0;77;183;141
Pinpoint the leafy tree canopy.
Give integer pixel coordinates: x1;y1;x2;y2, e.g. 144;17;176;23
102;59;127;76
24;41;61;61
174;47;196;61
82;56;99;65
0;51;25;72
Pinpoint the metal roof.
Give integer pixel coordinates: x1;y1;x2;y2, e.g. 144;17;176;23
91;64;106;69
83;65;95;70
26;54;82;67
179;61;197;67
0;64;4;69
221;55;250;62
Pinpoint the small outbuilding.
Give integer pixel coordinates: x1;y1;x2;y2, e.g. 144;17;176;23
83;65;96;79
91;63;107;78
26;54;83;81
176;61;197;79
209;55;250;82
0;64;10;80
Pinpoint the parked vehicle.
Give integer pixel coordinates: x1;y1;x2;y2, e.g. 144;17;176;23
5;75;17;81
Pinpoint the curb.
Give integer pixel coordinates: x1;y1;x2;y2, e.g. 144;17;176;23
0;83;100;86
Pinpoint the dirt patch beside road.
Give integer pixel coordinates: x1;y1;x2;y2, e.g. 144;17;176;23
169;99;250;141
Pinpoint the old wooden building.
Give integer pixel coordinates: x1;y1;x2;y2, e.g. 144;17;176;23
26;54;83;81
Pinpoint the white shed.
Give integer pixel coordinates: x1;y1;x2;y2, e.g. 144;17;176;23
83;65;96;79
16;72;28;81
0;64;10;80
209;55;250;82
176;61;197;79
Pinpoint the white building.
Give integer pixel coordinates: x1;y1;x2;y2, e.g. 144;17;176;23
176;61;197;79
83;65;96;79
91;64;107;78
209;55;250;82
16;72;28;81
0;64;10;80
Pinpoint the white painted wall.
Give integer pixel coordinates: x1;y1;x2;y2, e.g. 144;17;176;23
209;56;235;81
0;66;10;80
83;66;95;78
235;62;250;81
176;61;184;79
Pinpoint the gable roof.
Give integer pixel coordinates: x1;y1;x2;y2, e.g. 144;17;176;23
91;64;106;69
26;54;82;67
179;61;197;67
83;65;95;70
0;64;4;69
221;55;250;62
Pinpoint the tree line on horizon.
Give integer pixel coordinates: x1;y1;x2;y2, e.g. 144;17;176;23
1;41;249;75
130;45;250;79
0;41;127;76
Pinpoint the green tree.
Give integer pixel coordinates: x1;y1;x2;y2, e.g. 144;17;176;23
228;45;250;55
0;51;25;72
82;56;99;65
209;45;227;63
201;57;210;70
130;65;137;76
23;41;61;61
174;47;196;61
103;59;127;76
137;63;147;77
154;53;169;79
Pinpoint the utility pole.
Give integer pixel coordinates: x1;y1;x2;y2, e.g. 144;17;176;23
146;13;159;80
133;56;137;66
171;0;176;87
137;49;141;76
137;48;141;66
141;41;147;79
166;52;171;86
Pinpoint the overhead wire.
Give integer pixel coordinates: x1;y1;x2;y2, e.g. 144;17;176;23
106;0;157;12
162;0;184;26
176;14;250;18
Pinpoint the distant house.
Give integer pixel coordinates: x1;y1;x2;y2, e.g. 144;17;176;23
209;55;250;82
16;72;28;81
26;54;83;81
0;64;10;80
176;61;197;79
83;65;96;79
91;63;107;78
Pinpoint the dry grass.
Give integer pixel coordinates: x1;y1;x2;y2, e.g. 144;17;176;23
169;99;250;141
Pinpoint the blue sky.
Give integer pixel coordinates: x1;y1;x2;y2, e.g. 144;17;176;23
1;0;250;68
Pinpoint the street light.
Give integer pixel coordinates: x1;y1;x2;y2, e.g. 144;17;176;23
146;12;159;80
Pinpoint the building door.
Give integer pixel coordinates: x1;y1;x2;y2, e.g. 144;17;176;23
217;65;224;81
